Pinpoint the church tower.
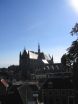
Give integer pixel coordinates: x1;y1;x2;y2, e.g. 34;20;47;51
38;43;40;54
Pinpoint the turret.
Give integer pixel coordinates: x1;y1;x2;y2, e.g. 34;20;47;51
50;55;54;64
22;48;27;56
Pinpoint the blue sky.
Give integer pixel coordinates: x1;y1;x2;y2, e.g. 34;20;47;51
0;0;78;67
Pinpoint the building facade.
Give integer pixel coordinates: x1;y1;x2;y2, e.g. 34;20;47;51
19;44;53;80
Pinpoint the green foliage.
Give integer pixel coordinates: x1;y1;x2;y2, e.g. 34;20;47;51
61;54;72;67
63;23;78;67
67;39;78;62
68;22;78;64
70;23;78;36
61;23;78;68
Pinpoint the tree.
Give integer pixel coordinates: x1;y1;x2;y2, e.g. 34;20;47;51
66;23;78;66
61;54;71;66
61;23;78;71
70;23;78;36
61;53;72;72
69;23;78;104
67;40;78;63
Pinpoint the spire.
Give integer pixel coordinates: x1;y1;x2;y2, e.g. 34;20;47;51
51;55;54;63
20;51;21;58
22;47;27;56
28;51;29;58
38;43;40;54
24;46;26;51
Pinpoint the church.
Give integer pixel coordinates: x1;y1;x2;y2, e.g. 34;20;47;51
18;43;71;80
19;44;54;80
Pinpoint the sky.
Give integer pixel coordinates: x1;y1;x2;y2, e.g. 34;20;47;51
0;0;78;68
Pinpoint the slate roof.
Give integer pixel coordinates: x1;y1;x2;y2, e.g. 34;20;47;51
29;51;38;59
27;50;51;61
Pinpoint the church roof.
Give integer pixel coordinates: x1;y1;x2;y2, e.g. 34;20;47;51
29;51;38;59
42;59;49;64
21;49;53;65
28;50;51;61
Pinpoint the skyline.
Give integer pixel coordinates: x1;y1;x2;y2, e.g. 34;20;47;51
0;0;78;67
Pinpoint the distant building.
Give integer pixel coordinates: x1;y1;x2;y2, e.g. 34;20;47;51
0;44;72;81
19;44;54;80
